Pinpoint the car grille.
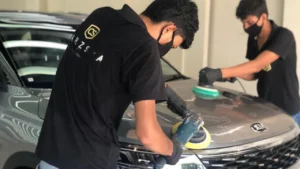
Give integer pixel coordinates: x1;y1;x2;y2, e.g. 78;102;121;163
201;135;300;169
117;144;159;169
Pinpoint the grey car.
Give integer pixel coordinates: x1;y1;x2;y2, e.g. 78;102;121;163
0;11;299;169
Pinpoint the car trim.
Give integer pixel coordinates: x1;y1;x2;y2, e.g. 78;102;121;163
3;40;68;49
0;23;75;32
17;66;57;76
193;127;300;158
0;52;21;86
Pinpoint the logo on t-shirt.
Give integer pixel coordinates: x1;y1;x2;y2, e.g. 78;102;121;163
263;64;272;72
84;24;100;39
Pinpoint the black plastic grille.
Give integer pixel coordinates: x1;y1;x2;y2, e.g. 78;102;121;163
117;146;159;169
202;135;300;169
117;146;186;169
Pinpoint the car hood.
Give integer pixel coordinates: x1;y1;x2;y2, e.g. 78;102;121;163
117;79;298;149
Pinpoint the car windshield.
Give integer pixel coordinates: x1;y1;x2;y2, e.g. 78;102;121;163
0;28;180;88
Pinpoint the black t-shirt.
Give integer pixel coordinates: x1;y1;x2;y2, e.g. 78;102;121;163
246;20;300;115
35;5;167;169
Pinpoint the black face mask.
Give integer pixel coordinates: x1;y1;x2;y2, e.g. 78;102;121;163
244;18;264;37
157;29;175;58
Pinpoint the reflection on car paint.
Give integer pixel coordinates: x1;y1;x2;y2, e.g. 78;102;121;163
0;112;40;144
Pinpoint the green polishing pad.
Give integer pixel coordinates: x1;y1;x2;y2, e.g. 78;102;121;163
193;85;220;98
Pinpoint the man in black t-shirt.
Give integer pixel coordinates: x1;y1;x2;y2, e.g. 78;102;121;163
35;1;199;169
198;0;300;126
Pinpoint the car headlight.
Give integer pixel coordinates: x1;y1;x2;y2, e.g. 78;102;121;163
162;155;206;169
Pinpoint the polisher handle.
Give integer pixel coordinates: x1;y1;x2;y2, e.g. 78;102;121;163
218;77;237;83
173;113;204;145
165;85;189;118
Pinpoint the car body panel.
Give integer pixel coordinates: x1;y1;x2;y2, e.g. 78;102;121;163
0;85;42;169
117;79;298;149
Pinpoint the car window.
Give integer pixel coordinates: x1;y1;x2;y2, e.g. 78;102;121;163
1;28;180;89
161;59;179;76
0;28;72;88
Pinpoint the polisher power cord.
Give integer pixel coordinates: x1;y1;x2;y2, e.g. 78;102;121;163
189;149;205;167
236;78;247;94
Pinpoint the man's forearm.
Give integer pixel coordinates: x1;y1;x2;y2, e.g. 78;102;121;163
137;120;174;156
134;100;174;156
221;51;279;79
238;74;257;81
221;61;260;79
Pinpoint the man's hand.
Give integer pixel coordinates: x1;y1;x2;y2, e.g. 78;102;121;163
217;77;237;83
134;100;175;156
164;137;182;165
199;67;223;85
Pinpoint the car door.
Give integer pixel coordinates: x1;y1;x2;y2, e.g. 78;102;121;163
0;43;42;138
0;25;74;169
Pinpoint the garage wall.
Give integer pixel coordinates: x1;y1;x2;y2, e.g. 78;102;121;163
0;0;40;11
208;0;284;95
283;0;300;95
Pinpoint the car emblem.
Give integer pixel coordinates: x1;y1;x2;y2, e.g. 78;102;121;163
251;123;266;132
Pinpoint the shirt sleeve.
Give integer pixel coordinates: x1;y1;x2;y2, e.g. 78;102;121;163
125;40;167;104
265;29;295;60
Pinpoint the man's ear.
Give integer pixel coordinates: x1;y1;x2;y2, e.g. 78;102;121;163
262;13;268;21
162;24;177;35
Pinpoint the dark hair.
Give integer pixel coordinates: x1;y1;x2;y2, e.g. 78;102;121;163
236;0;268;20
141;0;199;49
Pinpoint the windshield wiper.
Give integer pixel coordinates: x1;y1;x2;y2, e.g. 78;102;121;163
164;74;184;82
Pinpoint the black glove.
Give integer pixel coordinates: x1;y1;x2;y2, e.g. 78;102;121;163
217;77;237;83
165;137;183;165
199;67;222;86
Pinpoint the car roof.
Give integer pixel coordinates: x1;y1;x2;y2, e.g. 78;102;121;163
0;11;87;31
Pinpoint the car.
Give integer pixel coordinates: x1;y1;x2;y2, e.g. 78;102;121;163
0;11;299;169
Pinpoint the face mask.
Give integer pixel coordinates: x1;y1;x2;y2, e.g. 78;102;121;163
244;18;264;37
157;29;175;58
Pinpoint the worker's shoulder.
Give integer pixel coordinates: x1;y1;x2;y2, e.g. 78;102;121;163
89;6;116;15
275;25;295;40
123;34;158;60
85;6;122;24
120;25;157;48
128;36;158;57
